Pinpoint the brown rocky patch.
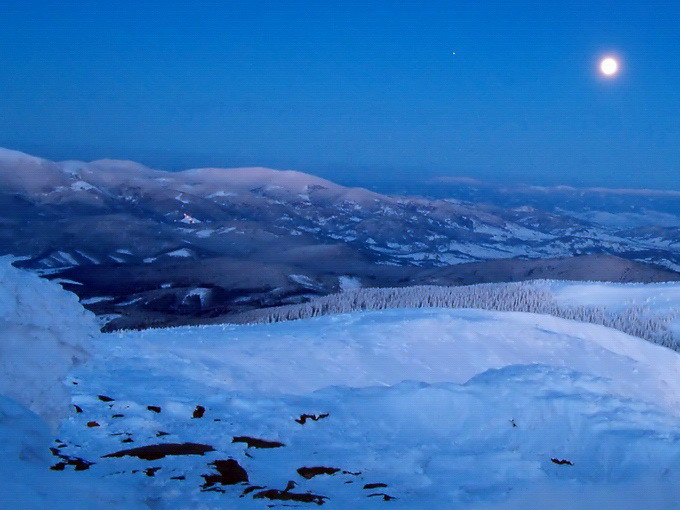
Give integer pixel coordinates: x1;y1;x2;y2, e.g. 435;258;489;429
551;458;573;466
103;443;215;461
368;493;396;501
297;467;340;479
49;448;94;471
364;483;388;489
295;413;329;425
232;436;285;449
202;459;249;488
253;489;327;505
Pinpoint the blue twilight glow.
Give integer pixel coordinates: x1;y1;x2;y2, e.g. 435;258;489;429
1;1;679;188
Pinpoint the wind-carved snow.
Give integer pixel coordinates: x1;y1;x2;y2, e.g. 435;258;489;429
0;258;96;426
44;307;680;508
0;260;145;508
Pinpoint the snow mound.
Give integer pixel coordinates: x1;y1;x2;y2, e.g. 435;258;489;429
118;308;680;414
59;309;680;508
0;258;97;426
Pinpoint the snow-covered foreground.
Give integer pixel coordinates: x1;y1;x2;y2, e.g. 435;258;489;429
0;259;145;509
50;309;680;509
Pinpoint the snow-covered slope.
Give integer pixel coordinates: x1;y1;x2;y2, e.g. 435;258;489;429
0;259;145;509
100;309;680;411
0;257;96;426
50;308;680;509
550;280;680;338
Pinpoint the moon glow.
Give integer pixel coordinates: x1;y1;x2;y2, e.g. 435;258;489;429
600;57;619;77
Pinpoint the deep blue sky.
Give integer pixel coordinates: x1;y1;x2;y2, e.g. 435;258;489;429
1;1;679;189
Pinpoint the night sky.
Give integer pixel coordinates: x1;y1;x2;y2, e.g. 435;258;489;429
1;1;679;189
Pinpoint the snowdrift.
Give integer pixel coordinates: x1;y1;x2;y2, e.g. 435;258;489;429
113;308;680;414
0;257;96;425
0;259;146;509
51;307;680;508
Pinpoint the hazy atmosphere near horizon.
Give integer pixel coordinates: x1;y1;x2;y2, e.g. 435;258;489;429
1;0;679;189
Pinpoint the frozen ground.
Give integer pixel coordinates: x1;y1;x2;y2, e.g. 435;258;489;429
4;257;680;509
52;308;680;509
0;259;145;509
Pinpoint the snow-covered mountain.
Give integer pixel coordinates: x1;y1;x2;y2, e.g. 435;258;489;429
4;147;678;270
1;148;679;329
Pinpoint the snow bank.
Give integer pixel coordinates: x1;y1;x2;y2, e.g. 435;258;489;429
115;308;680;414
0;257;97;426
0;259;149;508
59;309;680;508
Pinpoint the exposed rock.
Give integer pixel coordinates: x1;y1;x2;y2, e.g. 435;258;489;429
295;413;329;425
241;485;266;496
202;459;249;488
103;442;215;461
232;436;285;449
253;488;327;505
297;467;340;479
49;448;94;471
551;458;573;466
368;493;396;501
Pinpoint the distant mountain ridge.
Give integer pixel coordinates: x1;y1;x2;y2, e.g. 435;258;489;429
1;147;679;329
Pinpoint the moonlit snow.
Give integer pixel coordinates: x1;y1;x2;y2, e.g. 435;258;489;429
4;259;680;508
64;309;680;508
0;259;145;509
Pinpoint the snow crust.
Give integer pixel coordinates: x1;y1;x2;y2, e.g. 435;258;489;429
108;309;680;413
51;307;680;508
0;259;147;509
0;395;146;510
0;258;97;426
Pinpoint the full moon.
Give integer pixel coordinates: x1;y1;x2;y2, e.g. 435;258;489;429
600;57;619;76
